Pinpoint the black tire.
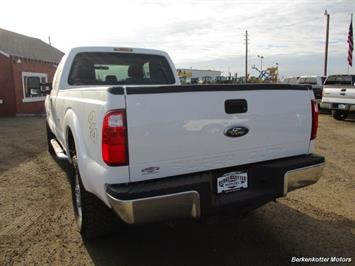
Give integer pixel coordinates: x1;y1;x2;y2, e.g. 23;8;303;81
71;154;114;239
46;122;55;154
332;110;348;121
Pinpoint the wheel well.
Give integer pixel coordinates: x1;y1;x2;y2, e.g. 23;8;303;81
67;128;75;158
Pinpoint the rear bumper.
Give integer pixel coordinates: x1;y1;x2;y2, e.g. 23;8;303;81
107;191;200;224
283;163;324;194
319;102;331;109
321;102;355;111
106;154;324;224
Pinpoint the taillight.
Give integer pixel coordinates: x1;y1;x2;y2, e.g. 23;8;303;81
102;110;128;166
311;100;319;140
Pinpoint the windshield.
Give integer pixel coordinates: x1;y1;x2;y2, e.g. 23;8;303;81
325;75;355;85
68;52;175;85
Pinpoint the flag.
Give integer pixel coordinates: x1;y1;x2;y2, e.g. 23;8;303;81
348;16;353;67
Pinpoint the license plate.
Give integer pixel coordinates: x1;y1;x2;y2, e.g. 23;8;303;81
338;104;347;110
217;171;248;194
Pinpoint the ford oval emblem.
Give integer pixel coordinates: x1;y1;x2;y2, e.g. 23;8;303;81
224;126;249;137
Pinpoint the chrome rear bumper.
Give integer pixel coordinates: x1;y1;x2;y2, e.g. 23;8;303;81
106;191;200;224
106;156;324;224
283;163;325;195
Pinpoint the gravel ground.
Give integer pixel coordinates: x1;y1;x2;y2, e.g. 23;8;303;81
0;114;354;266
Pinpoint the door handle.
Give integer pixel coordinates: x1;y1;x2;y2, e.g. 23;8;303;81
225;99;248;114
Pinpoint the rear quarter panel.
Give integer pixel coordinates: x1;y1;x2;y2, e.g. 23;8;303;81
56;88;129;205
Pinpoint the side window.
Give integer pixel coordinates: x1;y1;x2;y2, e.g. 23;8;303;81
22;72;48;99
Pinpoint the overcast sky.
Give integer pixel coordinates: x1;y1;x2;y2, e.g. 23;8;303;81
1;0;354;77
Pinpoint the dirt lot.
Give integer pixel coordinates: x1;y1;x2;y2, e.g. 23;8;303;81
0;114;354;265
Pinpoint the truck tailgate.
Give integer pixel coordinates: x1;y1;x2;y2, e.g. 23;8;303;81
322;86;355;104
125;85;312;182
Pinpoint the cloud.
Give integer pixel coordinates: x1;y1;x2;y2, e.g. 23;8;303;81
0;0;354;75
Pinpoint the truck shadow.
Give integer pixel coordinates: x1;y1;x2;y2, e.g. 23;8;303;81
83;202;355;266
319;112;355;123
344;113;355;122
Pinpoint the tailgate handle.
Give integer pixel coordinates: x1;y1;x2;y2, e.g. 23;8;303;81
225;99;248;114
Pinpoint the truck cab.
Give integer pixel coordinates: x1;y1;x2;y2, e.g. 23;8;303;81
297;75;326;103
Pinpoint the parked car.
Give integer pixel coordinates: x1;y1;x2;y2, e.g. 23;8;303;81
297;75;326;103
321;74;355;120
29;47;324;239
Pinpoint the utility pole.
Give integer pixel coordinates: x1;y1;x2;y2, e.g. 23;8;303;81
48;36;52;46
324;10;330;76
245;30;249;83
275;62;279;83
257;55;264;71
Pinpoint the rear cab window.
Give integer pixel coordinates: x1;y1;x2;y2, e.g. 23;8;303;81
298;78;307;85
308;78;317;85
298;77;317;85
325;75;355;86
68;52;176;85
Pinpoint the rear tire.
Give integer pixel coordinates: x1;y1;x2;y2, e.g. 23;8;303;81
71;154;114;240
332;110;348;121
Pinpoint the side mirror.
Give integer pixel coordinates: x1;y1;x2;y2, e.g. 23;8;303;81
40;82;52;95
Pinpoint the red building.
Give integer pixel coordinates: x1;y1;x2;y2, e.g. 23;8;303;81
0;28;64;116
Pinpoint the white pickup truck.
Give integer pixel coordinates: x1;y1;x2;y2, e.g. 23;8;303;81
30;47;325;239
321;74;355;120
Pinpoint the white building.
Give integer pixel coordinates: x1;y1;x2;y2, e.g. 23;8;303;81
177;68;222;84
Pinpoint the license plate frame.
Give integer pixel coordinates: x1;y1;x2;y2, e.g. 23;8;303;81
217;171;248;194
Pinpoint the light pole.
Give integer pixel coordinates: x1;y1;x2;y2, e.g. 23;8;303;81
324;10;330;76
257;55;264;71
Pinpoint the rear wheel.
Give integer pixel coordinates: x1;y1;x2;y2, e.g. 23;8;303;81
332;110;348;121
71;153;114;239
